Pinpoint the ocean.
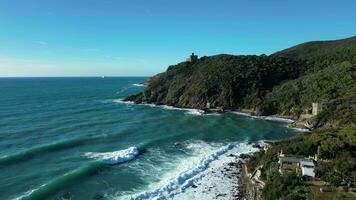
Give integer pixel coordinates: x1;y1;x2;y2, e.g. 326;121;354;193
0;77;300;200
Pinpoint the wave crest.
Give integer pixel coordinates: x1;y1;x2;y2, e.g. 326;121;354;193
0;139;85;165
132;83;145;87
85;147;139;165
233;111;294;123
134;143;235;199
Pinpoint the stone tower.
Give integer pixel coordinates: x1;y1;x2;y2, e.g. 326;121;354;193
186;53;198;63
312;103;322;116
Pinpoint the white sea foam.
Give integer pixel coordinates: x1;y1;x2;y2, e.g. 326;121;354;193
184;109;203;116
155;104;202;115
173;142;260;200
12;183;47;200
132;83;145;87
113;98;293;121
232;111;252;117
232;111;294;123
129;141;259;200
287;126;311;132
113;99;206;116
112;99;135;105
13;189;37;200
85;147;139;165
262;116;294;123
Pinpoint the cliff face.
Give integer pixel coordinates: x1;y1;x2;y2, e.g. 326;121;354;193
125;55;305;111
125;36;356;129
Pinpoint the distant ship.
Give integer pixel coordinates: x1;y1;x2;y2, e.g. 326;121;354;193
102;76;105;79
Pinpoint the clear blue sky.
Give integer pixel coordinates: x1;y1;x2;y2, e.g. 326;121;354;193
0;0;355;77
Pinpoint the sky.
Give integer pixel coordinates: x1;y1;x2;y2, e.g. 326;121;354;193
0;0;355;77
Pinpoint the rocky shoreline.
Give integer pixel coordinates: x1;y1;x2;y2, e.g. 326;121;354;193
170;143;262;200
123;97;311;131
118;100;309;199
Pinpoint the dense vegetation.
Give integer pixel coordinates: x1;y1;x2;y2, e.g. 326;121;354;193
274;36;356;72
247;126;356;200
125;36;356;199
125;36;356;129
260;62;356;128
126;55;305;109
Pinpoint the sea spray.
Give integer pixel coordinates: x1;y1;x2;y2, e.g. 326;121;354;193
85;147;139;165
171;142;261;200
232;111;294;123
113;99;206;116
132;83;145;87
18;147;140;200
134;143;235;199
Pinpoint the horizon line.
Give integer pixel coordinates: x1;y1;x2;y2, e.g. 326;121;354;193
0;76;150;78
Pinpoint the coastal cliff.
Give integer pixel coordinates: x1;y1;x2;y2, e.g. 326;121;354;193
124;36;356;199
125;36;356;130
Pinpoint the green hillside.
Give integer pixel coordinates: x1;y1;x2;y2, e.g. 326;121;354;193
125;36;356;129
260;62;356;128
126;55;305;109
124;35;356;200
274;36;356;72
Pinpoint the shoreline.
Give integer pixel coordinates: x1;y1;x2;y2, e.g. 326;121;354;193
170;143;262;200
117;99;310;199
118;99;311;132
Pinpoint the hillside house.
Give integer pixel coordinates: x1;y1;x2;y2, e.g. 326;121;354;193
278;151;316;178
300;160;315;177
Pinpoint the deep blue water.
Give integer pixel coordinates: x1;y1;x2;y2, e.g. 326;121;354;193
0;77;299;200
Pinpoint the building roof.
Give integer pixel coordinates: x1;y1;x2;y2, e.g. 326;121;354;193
301;166;315;177
300;160;315;167
279;156;313;164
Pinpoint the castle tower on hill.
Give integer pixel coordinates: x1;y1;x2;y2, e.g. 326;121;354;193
186;53;198;63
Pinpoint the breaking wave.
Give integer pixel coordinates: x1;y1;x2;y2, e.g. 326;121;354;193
17;147;140;199
84;147;139;165
233;111;294;123
133;143;236;199
132;83;145;87
113;99;206;116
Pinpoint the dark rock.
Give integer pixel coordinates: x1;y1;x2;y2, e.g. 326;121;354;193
228;162;239;167
192;184;198;188
60;192;73;200
237;160;244;166
239;154;251;159
93;194;105;200
252;144;262;149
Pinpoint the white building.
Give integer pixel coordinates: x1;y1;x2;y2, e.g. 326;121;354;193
278;151;316;178
300;160;315;178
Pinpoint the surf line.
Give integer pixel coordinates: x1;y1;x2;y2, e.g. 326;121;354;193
0;138;88;166
0;129;139;166
18;161;105;200
17;147;140;200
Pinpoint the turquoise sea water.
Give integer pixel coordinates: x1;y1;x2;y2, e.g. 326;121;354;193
0;77;300;200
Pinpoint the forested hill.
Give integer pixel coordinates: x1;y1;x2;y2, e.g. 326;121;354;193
273;36;356;71
125;36;356;129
